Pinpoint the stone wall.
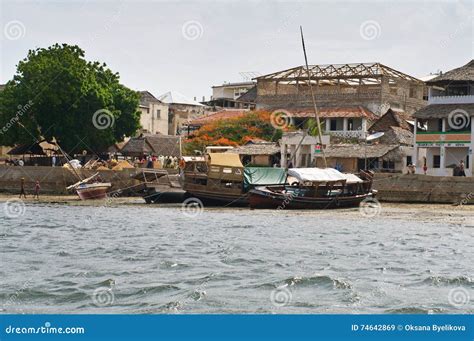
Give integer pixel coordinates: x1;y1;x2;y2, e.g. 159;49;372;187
373;173;474;204
0;166;141;195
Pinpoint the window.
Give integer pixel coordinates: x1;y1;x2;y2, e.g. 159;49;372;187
467;155;470;169
348;118;354;131
330;119;338;131
433;155;440;168
156;109;161;118
406;155;412;165
437;119;443;132
382;160;395;169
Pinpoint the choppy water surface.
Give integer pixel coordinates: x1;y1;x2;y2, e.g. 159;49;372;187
1;201;473;314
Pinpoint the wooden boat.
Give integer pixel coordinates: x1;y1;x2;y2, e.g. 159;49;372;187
182;153;287;206
133;169;186;204
249;168;375;209
66;172;111;200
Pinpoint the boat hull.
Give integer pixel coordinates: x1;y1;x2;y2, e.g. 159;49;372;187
249;188;373;209
76;183;111;200
185;190;249;206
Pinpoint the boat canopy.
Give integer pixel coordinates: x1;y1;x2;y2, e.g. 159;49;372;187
208;153;243;168
288;168;363;184
243;167;287;189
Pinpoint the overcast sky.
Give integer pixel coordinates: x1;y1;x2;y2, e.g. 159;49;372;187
1;0;472;100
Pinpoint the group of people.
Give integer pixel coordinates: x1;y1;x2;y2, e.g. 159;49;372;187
407;160;466;176
19;177;41;199
134;155;179;169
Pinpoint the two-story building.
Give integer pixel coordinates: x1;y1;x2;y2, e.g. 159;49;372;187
138;91;169;135
413;60;474;176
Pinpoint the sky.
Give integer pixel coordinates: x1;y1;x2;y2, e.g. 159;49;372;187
1;0;472;101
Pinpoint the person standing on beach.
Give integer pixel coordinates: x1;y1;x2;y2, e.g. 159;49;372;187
33;181;40;200
19;177;27;198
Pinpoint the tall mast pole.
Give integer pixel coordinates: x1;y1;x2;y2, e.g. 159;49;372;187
300;26;327;168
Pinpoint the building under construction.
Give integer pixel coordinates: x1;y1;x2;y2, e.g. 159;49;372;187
254;62;427;116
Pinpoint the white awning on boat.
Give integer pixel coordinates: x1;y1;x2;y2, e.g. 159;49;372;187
287;168;363;184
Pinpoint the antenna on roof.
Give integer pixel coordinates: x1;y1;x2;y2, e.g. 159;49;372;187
239;72;261;81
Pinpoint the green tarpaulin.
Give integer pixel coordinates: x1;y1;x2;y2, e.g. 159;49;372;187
243;167;287;190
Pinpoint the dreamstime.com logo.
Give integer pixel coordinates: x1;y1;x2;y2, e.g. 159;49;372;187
3;198;26;218
359;20;381;40
3;20;26;40
448;287;470;309
270;109;293;130
92;109;115;130
359;197;382;218
182;20;204;41
92;287;115;307
181;197;204;218
447;109;470;130
270;285;292;307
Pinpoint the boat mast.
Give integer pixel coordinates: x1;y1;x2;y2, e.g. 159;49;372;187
300;26;327;168
54;139;83;181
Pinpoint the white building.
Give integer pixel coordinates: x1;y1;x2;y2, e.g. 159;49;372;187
413;60;474;176
138;91;169;135
280;131;330;168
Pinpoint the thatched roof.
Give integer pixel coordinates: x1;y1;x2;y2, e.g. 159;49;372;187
8;140;58;155
323;144;399;159
236;86;257;103
379;126;414;146
369;108;413;132
226;142;280;156
427;60;474;84
120;135;181;157
413;103;474;119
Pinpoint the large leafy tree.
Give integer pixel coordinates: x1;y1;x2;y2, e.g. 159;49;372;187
0;44;140;153
184;111;291;154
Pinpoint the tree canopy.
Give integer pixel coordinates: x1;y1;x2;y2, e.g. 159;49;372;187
0;43;140;153
183;111;292;154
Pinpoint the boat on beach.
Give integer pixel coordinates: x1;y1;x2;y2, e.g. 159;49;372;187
182;153;287;206
249;168;375;209
133;168;186;204
66;172;111;200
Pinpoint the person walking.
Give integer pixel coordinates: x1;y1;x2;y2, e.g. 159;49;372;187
33;180;40;200
19;177;27;199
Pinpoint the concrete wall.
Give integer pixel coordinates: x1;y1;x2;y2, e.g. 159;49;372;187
373;173;474;203
0;166;141;195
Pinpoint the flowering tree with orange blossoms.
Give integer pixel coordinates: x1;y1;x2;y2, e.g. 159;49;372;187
183;110;292;155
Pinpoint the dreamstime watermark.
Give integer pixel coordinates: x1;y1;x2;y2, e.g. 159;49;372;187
270;285;292;307
3;198;26;219
0;100;34;136
359;20;381;41
270;109;293;130
181;197;204;218
92;287;115;307
359;197;382;218
3;20;26;40
92;109;115;130
181;20;204;41
447;109;470;130
448;287;470;309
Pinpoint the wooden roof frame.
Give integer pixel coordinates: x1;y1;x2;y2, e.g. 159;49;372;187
255;62;423;86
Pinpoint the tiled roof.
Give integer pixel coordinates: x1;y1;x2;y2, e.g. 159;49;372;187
188;109;248;126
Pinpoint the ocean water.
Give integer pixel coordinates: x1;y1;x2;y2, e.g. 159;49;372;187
1;201;473;314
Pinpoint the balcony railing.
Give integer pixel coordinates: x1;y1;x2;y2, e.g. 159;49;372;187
428;94;474;105
329;130;364;138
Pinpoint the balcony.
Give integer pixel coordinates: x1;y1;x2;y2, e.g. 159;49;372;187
329;130;365;139
416;131;471;146
428;94;474;105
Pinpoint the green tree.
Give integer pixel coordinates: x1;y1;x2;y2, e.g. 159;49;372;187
0;44;140;153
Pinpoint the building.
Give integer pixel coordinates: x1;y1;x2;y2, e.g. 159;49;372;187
203;81;256;110
226;141;280;166
254;62;426;116
280;131;330;168
284;106;377;139
413;60;474;176
138;91;169;135
157;91;205;136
